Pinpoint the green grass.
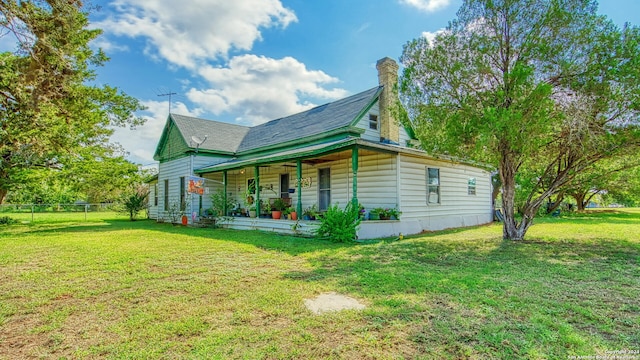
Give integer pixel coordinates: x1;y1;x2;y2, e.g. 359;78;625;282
0;210;638;359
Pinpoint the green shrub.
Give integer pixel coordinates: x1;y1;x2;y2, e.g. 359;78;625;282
0;216;18;225
120;188;149;221
315;202;361;242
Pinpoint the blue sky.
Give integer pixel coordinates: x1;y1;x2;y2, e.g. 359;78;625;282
13;1;640;166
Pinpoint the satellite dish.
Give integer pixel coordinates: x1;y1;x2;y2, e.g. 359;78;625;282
191;135;204;145
191;135;208;152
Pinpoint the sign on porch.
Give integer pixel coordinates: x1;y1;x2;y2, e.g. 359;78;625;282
187;176;206;195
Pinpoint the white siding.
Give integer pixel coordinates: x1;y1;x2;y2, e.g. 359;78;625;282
154;154;230;222
147;180;159;219
356;153;398;210
398;154;493;230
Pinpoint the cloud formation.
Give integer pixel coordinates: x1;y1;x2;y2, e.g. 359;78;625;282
96;0;297;69
399;0;452;12
188;55;349;125
111;100;203;164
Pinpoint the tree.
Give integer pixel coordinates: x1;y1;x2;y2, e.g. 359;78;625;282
0;0;144;204
562;155;640;210
399;0;640;240
120;184;149;221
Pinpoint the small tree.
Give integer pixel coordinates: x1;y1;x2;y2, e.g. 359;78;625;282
121;186;149;221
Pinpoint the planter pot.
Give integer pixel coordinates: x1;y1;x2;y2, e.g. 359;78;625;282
289;212;298;220
369;213;380;221
272;211;282;220
303;215;311;221
249;210;257;218
181;215;188;225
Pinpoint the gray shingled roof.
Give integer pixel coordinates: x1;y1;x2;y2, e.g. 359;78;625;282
237;86;381;152
168;86;381;155
171;114;250;153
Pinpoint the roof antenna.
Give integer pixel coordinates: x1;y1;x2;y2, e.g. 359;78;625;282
158;91;177;114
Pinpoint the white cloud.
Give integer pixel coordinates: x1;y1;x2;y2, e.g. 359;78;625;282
90;37;129;54
187;55;349;125
110;100;203;164
399;0;452;12
96;0;297;69
422;28;447;45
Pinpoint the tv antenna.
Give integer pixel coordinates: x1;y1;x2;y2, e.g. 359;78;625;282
158;91;177;114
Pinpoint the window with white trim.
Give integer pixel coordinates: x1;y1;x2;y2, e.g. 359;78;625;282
468;177;477;195
369;114;378;130
427;167;440;204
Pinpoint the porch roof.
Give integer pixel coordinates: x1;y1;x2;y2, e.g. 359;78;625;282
194;137;360;173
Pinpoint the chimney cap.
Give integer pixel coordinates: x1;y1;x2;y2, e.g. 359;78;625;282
376;57;398;67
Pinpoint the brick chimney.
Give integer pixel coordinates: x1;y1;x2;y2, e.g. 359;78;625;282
376;57;400;144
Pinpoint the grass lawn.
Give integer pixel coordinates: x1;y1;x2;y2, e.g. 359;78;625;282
0;210;638;359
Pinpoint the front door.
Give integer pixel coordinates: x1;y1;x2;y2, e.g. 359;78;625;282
280;173;290;199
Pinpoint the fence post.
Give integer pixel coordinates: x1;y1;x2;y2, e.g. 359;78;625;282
31;204;34;222
85;204;88;221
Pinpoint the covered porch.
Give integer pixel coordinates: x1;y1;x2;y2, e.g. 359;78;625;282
195;138;405;239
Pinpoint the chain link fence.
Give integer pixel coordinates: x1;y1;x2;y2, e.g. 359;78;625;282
0;203;126;222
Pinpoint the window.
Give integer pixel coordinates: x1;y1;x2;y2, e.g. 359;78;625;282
179;176;186;210
427;168;440;204
369;114;378;130
318;168;331;211
280;173;290;199
154;183;158;206
163;179;169;211
468;177;477;195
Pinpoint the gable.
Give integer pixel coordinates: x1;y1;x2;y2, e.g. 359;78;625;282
154;119;190;162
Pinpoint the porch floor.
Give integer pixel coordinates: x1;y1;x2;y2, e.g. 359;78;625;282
214;216;404;240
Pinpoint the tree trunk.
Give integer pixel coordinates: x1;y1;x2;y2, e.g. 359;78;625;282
500;153;527;240
571;192;587;212
0;188;6;205
546;193;564;214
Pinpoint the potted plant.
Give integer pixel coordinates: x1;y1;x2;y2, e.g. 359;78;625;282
286;206;297;220
387;207;401;220
260;200;271;218
303;204;318;220
271;198;287;219
369;207;383;220
359;204;366;220
248;205;257;218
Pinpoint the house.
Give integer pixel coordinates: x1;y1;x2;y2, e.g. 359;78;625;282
147;58;493;239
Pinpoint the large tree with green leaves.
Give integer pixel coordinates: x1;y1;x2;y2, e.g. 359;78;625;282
0;0;144;204
399;0;640;240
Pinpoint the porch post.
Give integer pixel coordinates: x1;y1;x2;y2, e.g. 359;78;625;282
352;146;359;209
223;171;228;216
254;166;260;216
296;159;302;216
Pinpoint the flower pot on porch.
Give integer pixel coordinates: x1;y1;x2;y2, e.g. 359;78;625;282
272;210;282;219
289;212;297;220
181;215;188;225
249;210;257;218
